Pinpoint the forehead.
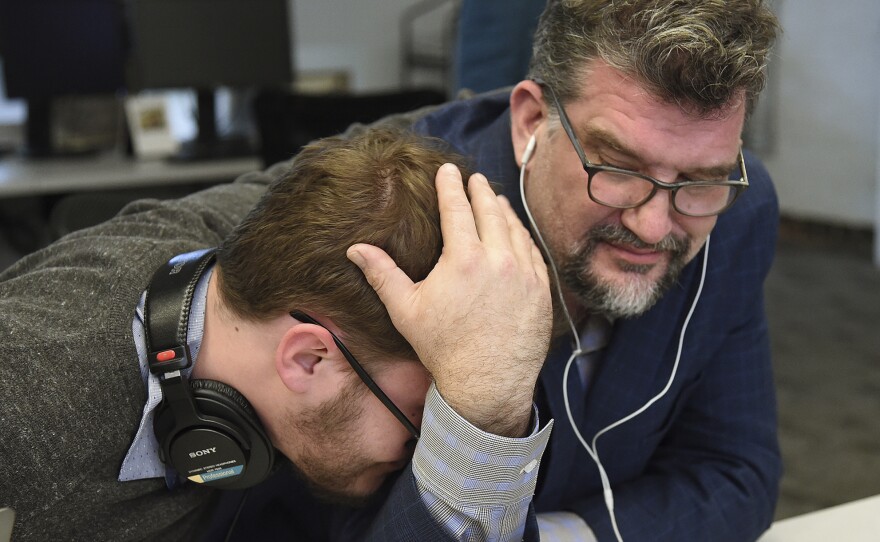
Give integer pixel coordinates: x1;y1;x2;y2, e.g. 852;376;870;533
563;61;745;166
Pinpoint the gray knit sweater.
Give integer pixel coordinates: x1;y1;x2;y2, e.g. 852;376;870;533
0;168;277;541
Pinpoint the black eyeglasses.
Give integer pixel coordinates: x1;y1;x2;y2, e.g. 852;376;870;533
290;310;420;440
537;80;749;217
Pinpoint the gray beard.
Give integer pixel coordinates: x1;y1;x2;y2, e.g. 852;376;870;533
559;223;691;319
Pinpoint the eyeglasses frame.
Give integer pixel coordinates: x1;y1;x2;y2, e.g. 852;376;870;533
536;79;750;218
290;310;420;440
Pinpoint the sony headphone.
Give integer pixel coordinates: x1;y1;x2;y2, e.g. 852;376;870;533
143;248;275;490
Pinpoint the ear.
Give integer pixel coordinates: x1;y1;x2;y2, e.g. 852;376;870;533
510;80;547;167
275;323;341;394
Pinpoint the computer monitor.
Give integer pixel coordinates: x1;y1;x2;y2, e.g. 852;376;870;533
0;0;127;156
128;0;293;161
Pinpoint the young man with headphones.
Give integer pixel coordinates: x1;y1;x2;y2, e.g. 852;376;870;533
0;129;554;541
346;1;783;541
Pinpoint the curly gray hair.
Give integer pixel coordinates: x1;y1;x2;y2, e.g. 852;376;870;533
529;0;780;117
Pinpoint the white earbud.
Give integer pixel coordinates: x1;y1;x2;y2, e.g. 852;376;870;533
521;134;537;165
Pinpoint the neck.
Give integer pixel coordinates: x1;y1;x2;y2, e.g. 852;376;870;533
192;270;284;401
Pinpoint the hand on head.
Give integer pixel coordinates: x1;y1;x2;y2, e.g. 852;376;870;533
347;163;552;437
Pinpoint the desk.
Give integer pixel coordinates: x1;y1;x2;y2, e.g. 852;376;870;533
758;494;880;541
0;152;263;259
0;152;262;199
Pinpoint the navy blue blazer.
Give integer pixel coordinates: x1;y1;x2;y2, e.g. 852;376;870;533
407;90;783;541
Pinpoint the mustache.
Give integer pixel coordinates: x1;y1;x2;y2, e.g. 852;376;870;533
584;223;690;255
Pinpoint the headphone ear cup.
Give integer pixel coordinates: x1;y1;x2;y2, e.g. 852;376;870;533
187;379;275;487
189;379;258;421
153;378;275;490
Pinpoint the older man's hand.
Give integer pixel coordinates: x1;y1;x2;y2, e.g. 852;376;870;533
347;163;552;437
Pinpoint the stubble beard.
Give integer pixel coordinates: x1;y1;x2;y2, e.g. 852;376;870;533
284;378;379;508
559;223;691;319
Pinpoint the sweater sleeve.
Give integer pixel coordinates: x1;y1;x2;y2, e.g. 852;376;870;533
0;178;269;541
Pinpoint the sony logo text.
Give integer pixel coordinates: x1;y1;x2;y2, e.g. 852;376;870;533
189;447;217;458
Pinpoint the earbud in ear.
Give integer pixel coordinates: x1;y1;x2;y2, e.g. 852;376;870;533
522;134;537;166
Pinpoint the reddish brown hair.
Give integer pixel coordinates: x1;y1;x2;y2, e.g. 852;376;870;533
216;128;471;364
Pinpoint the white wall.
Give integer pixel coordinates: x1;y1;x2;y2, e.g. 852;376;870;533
761;0;880;230
292;0;452;92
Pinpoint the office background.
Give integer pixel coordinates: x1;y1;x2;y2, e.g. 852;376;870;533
0;0;878;523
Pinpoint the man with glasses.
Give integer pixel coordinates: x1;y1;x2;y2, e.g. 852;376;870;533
347;1;782;540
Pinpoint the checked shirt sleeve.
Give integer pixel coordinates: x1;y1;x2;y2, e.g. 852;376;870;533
413;383;553;541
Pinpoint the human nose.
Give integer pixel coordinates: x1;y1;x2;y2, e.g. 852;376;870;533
619;189;675;245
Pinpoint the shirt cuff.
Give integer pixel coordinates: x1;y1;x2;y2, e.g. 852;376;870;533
537;512;597;542
412;382;553;506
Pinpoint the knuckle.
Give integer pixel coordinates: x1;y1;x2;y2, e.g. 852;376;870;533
495;251;519;274
362;267;388;293
454;243;487;271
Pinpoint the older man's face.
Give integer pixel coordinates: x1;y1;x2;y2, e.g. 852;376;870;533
524;61;746;318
